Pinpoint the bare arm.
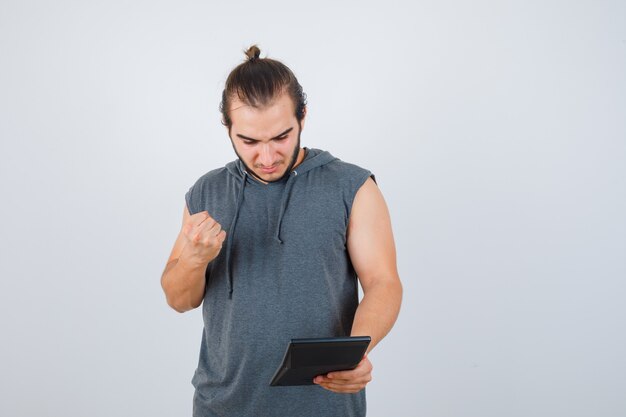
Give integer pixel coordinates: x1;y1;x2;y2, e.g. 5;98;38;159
347;177;403;352
314;177;402;393
161;205;226;313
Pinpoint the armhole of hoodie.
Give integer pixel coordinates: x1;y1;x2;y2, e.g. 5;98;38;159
185;186;196;216
346;169;376;218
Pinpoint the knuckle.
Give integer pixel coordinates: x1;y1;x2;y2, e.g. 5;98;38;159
199;213;212;223
193;211;208;221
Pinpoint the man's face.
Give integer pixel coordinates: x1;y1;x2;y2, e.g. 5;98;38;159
228;92;305;182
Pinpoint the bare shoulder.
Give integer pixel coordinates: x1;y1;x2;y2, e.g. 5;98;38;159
347;177;398;288
348;177;389;232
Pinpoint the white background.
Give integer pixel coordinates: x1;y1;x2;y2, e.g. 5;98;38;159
1;1;625;416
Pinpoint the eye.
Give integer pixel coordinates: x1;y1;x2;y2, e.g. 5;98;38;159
274;135;288;141
242;139;256;145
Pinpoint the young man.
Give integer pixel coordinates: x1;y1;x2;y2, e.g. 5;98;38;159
161;45;402;416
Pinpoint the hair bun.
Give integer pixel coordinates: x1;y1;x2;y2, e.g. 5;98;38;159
245;45;261;62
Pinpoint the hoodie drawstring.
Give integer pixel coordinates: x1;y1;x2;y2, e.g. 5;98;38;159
225;171;247;299
222;148;337;299
275;170;298;244
224;170;297;298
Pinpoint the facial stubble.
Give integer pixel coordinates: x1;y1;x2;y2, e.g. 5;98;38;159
230;125;302;184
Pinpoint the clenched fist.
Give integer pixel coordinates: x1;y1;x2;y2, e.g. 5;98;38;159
180;211;227;267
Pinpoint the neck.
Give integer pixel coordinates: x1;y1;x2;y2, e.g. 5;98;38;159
293;147;306;169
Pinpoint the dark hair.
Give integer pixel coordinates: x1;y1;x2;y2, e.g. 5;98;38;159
220;45;307;132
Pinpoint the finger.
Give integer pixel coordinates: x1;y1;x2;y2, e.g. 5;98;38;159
184;215;210;237
318;368;372;386
197;215;215;229
193;226;223;246
318;381;366;390
327;357;372;380
326;370;366;381
189;218;217;242
316;374;371;385
199;220;222;237
316;381;367;393
190;211;212;227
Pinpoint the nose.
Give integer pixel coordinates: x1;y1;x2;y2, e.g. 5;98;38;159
258;142;276;167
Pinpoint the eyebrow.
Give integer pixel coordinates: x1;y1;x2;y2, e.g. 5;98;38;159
235;127;293;142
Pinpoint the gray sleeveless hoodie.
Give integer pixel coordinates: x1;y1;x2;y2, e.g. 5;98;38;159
185;148;374;417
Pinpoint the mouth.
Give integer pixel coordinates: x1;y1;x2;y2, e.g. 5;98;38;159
259;165;279;174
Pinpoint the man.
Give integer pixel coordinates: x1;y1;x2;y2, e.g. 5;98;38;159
161;45;402;417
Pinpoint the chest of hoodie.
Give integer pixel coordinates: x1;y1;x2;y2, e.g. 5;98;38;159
198;169;358;347
199;171;356;353
227;173;352;289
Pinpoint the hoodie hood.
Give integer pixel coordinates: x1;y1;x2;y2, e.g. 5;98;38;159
222;148;338;298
